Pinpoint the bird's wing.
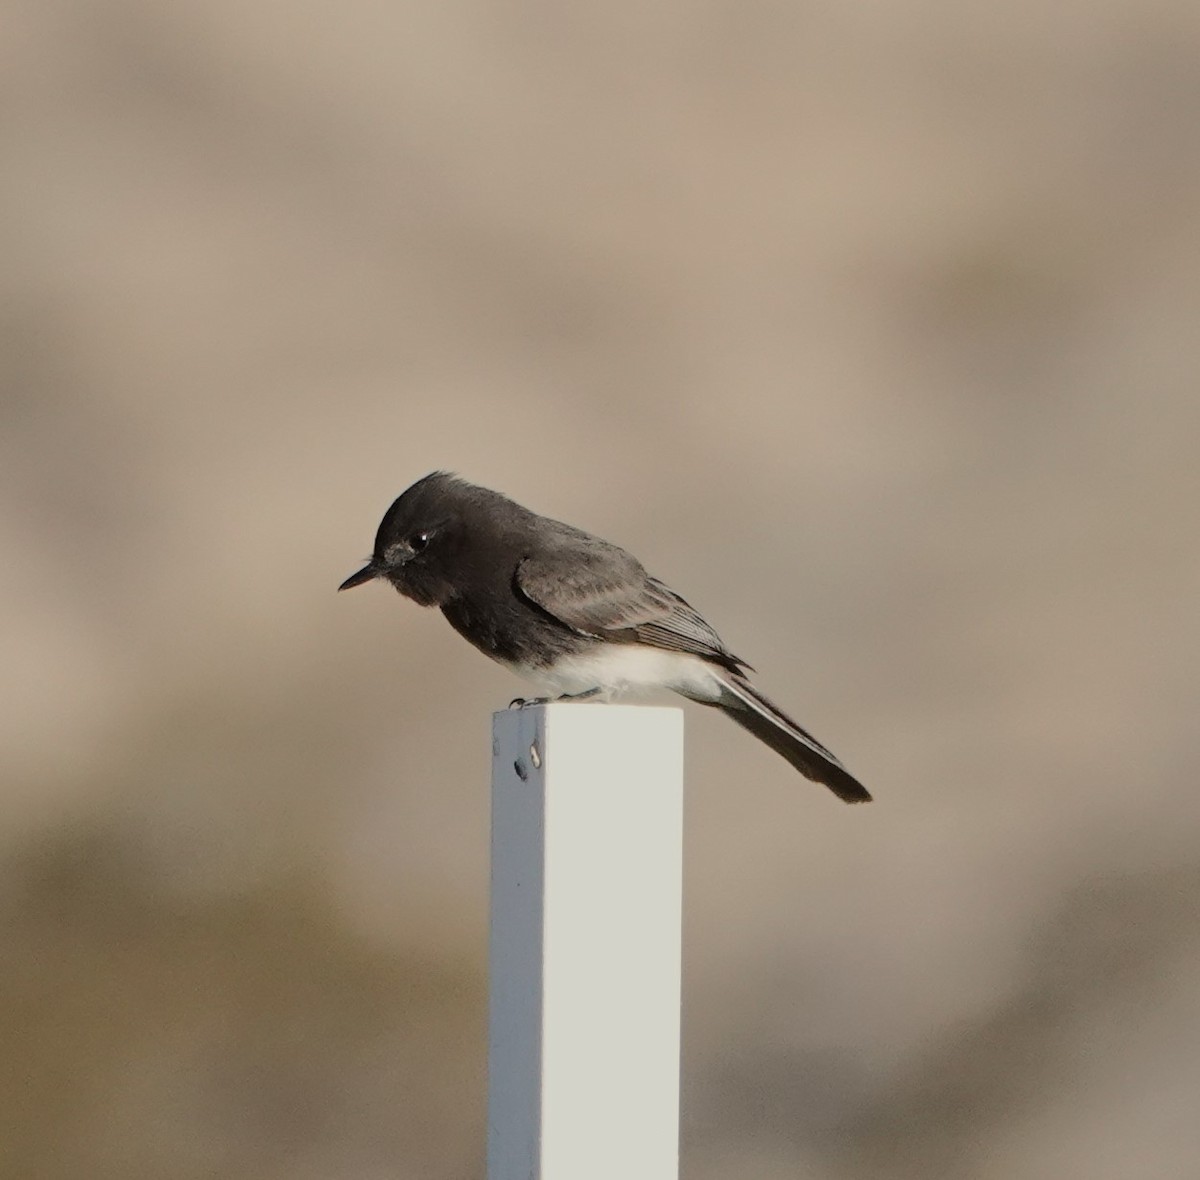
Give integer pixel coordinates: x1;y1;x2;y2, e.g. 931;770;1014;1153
513;529;749;670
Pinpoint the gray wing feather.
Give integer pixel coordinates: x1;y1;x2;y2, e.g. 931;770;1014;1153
513;530;748;671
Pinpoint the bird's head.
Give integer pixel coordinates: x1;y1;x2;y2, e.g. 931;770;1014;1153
338;471;476;607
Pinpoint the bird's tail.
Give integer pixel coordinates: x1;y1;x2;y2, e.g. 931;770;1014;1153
707;670;871;803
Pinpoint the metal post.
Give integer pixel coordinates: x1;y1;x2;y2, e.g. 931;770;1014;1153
487;703;684;1180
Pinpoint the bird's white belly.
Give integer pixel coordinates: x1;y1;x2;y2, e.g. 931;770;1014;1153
521;645;724;703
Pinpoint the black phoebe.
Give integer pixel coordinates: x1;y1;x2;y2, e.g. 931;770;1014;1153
340;473;870;803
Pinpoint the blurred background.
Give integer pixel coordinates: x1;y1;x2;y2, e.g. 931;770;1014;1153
3;1;1199;1176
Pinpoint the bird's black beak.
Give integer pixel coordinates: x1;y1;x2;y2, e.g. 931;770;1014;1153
338;562;379;591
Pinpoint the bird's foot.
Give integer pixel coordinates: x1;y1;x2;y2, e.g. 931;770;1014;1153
508;696;549;709
508;688;602;709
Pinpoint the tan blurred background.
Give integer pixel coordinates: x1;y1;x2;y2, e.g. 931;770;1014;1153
3;1;1199;1176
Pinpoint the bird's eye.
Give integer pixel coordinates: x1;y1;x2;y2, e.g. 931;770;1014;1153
410;531;430;553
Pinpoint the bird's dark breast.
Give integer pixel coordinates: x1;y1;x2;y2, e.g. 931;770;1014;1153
440;591;587;669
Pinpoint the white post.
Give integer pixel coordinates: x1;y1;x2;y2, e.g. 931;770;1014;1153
487;703;684;1180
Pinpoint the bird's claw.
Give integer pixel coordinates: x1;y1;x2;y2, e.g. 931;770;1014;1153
509;688;603;709
508;696;550;709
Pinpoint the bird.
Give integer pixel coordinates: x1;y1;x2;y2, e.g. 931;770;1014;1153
339;472;870;803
